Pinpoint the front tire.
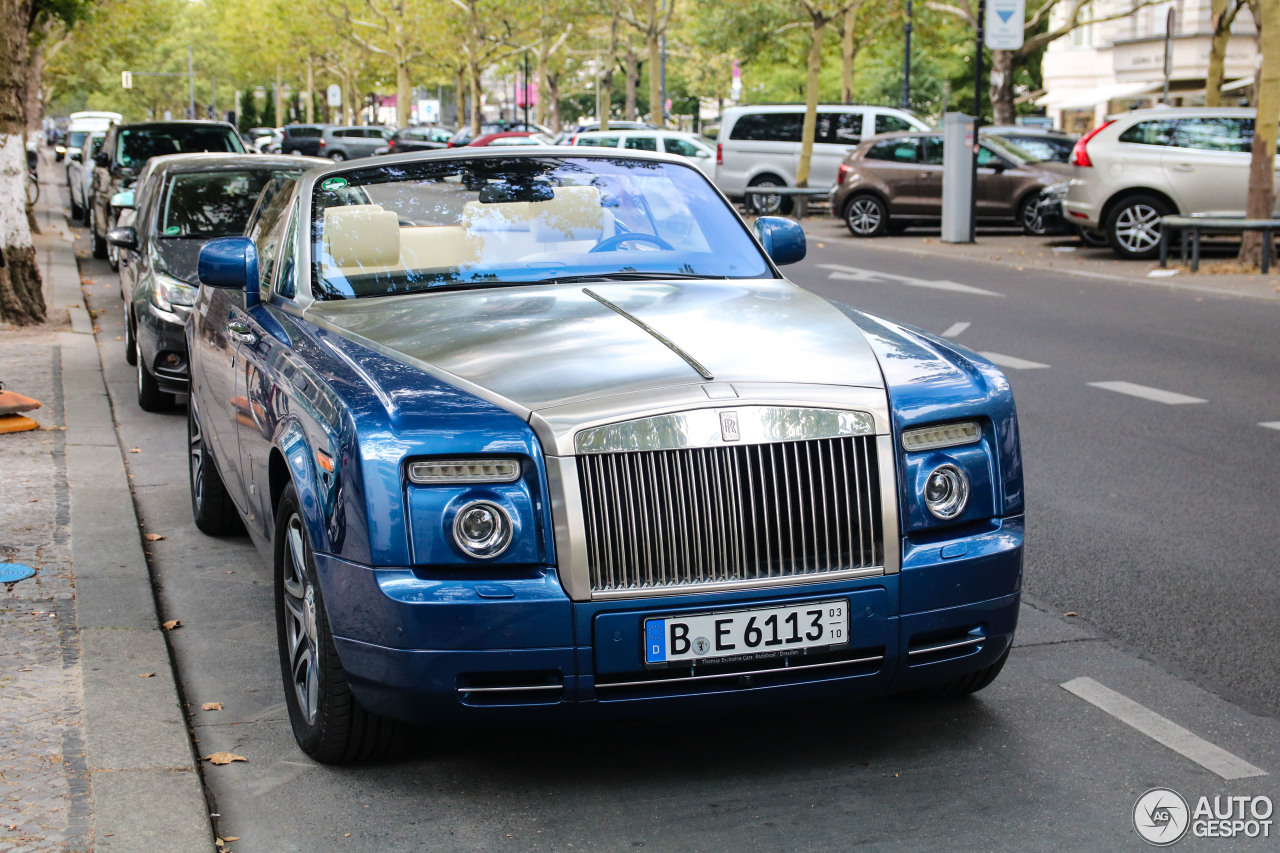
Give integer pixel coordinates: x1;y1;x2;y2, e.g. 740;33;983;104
89;206;108;259
328;151;346;162
123;306;137;366
188;396;240;535
275;484;399;763
843;194;889;238
1106;193;1171;260
1019;193;1050;236
136;338;174;412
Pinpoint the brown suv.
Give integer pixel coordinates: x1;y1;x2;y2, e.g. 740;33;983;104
829;132;1068;237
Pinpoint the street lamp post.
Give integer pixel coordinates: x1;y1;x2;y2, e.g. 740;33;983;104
901;0;913;111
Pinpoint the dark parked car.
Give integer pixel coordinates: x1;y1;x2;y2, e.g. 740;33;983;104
982;125;1078;163
317;125;392;160
381;125;454;155
107;153;326;410
188;148;1023;764
89;121;245;268
280;124;326;156
830;131;1068;237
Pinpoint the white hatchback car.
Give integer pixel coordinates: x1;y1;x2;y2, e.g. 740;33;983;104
1063;107;1274;259
568;129;717;177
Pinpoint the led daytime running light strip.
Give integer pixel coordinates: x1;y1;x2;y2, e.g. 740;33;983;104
408;459;521;484
901;422;981;452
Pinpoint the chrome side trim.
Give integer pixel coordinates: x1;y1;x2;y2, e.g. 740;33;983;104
908;636;984;657
456;685;563;694
595;653;885;690
574;406;876;454
582;288;714;380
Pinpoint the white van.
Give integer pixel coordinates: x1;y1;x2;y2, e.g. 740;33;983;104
59;111;122;168
715;104;929;212
569;129;717;178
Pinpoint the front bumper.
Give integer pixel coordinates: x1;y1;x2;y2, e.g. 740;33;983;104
317;515;1024;724
136;301;191;394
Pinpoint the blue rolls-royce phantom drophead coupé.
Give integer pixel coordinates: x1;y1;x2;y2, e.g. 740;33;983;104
188;148;1023;763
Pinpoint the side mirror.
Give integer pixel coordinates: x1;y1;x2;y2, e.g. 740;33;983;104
110;190;134;210
753;216;807;266
106;226;138;250
198;236;261;307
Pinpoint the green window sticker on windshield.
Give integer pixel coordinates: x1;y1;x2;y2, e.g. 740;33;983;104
321;177;348;191
164;226;181;236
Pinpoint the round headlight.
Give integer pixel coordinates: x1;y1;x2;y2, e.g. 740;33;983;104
452;500;513;559
924;464;969;520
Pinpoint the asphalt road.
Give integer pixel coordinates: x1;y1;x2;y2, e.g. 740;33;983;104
69;209;1280;852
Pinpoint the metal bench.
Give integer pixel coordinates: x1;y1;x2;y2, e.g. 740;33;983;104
1159;215;1280;273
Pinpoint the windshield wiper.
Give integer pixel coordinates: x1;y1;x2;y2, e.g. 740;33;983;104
540;271;729;285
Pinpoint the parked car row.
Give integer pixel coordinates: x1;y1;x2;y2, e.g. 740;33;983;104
89;141;1024;766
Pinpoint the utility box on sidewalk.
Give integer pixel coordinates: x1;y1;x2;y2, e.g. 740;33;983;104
942;112;975;243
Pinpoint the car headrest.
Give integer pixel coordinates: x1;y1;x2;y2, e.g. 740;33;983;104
323;205;400;269
462;201;534;231
530;186;606;242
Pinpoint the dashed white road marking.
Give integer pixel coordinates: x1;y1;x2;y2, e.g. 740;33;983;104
979;352;1049;370
1088;381;1206;405
941;322;970;338
1260;421;1280;431
1061;677;1266;780
818;264;1004;297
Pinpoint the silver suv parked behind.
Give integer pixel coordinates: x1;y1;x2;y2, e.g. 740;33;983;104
715;104;930;213
1063;107;1265;260
318;125;392;160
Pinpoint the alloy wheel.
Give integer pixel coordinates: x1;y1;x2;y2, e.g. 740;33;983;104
846;197;884;236
188;401;205;513
1113;203;1162;254
281;515;320;726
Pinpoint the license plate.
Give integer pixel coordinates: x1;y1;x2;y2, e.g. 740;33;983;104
644;599;849;666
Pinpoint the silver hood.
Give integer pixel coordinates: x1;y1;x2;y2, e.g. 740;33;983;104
310;279;885;421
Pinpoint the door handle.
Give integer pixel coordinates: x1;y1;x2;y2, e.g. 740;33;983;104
226;320;257;344
1171;164;1194;172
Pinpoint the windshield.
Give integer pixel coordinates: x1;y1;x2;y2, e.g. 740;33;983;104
160;170;276;239
310;156;771;300
117;126;244;169
981;134;1038;164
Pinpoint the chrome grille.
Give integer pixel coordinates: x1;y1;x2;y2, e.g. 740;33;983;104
578;436;883;594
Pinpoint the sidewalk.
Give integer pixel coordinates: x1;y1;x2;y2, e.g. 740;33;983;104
0;157;212;851
802;218;1280;303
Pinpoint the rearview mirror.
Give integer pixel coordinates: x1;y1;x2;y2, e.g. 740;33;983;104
198;236;261;307
753;216;806;266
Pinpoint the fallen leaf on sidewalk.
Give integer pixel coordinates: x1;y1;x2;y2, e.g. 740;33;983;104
130;447;141;453
145;533;165;541
204;752;246;765
162;619;181;630
139;672;156;678
203;702;223;711
1064;611;1078;617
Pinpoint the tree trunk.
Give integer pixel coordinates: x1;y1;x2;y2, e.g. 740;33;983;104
0;0;44;326
599;63;614;130
989;49;1016;125
469;61;482;137
305;59;315;124
646;2;663;128
275;63;284;128
547;70;561;133
456;67;466;127
624;44;638;120
396;60;410;128
840;10;855;104
1205;0;1237;107
1239;0;1279;267
796;16;825;194
535;48;549;127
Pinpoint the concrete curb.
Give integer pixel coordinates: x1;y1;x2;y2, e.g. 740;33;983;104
36;201;216;851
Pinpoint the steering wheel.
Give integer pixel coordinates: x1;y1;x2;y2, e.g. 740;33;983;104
589;232;674;253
